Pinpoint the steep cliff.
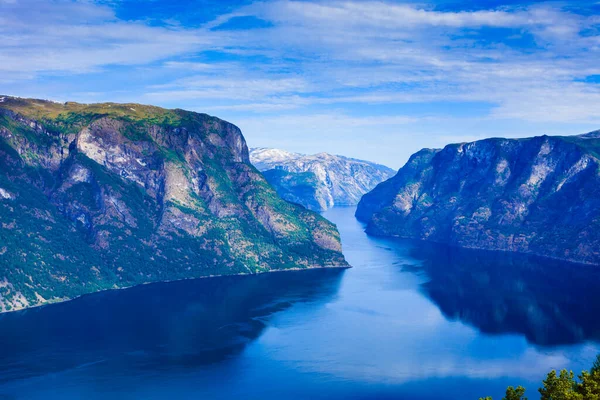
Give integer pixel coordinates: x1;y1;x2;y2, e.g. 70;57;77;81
250;148;395;211
0;96;347;312
356;133;600;265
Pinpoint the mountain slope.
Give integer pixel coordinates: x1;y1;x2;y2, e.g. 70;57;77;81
250;148;396;211
356;133;600;265
0;96;347;312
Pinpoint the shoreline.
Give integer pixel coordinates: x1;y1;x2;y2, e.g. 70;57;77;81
363;229;600;268
1;263;351;316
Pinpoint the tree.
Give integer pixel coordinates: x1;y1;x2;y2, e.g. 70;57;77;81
479;385;527;400
480;355;600;400
539;370;582;400
504;386;527;400
592;354;600;374
577;356;600;400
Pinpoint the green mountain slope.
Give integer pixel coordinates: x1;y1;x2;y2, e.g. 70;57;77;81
0;96;347;312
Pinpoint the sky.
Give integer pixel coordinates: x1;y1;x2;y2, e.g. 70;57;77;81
2;0;600;168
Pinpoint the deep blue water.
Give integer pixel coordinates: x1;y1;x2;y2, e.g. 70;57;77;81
1;206;600;399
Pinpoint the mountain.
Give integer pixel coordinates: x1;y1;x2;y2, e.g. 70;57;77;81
0;96;347;312
356;132;600;265
250;148;396;211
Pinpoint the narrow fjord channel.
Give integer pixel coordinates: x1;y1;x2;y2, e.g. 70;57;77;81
1;207;599;399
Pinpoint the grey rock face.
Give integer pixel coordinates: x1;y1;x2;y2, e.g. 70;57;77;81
0;96;347;312
250;148;396;211
356;133;600;265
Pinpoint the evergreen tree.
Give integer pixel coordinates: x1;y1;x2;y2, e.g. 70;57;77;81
592;355;600;374
577;356;600;400
503;385;527;400
538;370;582;400
480;355;600;400
479;385;527;400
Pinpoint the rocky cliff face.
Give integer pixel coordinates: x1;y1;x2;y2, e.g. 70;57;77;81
0;96;347;312
250;148;395;211
356;133;600;265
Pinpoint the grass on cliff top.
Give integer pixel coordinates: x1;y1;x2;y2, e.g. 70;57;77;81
0;96;227;132
0;96;237;166
2;96;176;122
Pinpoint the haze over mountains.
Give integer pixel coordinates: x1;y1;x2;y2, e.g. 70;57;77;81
250;148;395;211
0;96;347;312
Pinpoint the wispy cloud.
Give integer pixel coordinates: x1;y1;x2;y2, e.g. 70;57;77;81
0;0;211;75
1;0;599;166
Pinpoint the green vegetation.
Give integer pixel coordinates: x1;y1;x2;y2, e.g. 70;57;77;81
480;355;600;400
1;97;178;122
0;96;346;312
263;169;320;197
0;114;60;147
261;168;325;211
0;158;112;310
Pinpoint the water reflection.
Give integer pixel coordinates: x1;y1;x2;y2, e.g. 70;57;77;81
0;269;344;382
408;243;600;346
2;207;600;400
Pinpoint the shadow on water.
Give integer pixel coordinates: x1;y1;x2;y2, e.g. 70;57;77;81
406;242;600;346
0;268;345;383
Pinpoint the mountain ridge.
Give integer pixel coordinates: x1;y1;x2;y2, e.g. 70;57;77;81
356;132;600;265
250;147;396;211
0;96;348;312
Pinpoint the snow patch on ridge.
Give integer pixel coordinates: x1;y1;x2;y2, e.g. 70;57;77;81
250;147;302;169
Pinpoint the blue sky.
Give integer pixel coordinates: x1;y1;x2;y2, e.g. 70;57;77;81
2;0;600;168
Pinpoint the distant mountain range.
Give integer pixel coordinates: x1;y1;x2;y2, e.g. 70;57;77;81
356;131;600;265
0;96;347;312
250;148;396;211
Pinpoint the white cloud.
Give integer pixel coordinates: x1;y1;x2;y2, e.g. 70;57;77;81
1;0;599;159
134;0;600;123
0;0;213;74
254;1;532;29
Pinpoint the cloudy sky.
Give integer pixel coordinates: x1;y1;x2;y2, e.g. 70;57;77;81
2;0;600;168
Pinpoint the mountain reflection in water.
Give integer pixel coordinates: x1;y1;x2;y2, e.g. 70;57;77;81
408;243;600;346
0;207;599;400
0;269;344;382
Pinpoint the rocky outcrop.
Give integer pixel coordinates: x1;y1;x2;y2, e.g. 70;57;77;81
0;96;347;312
250;148;395;211
356;133;600;265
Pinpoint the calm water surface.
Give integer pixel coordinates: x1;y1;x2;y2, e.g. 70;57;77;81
1;206;600;399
